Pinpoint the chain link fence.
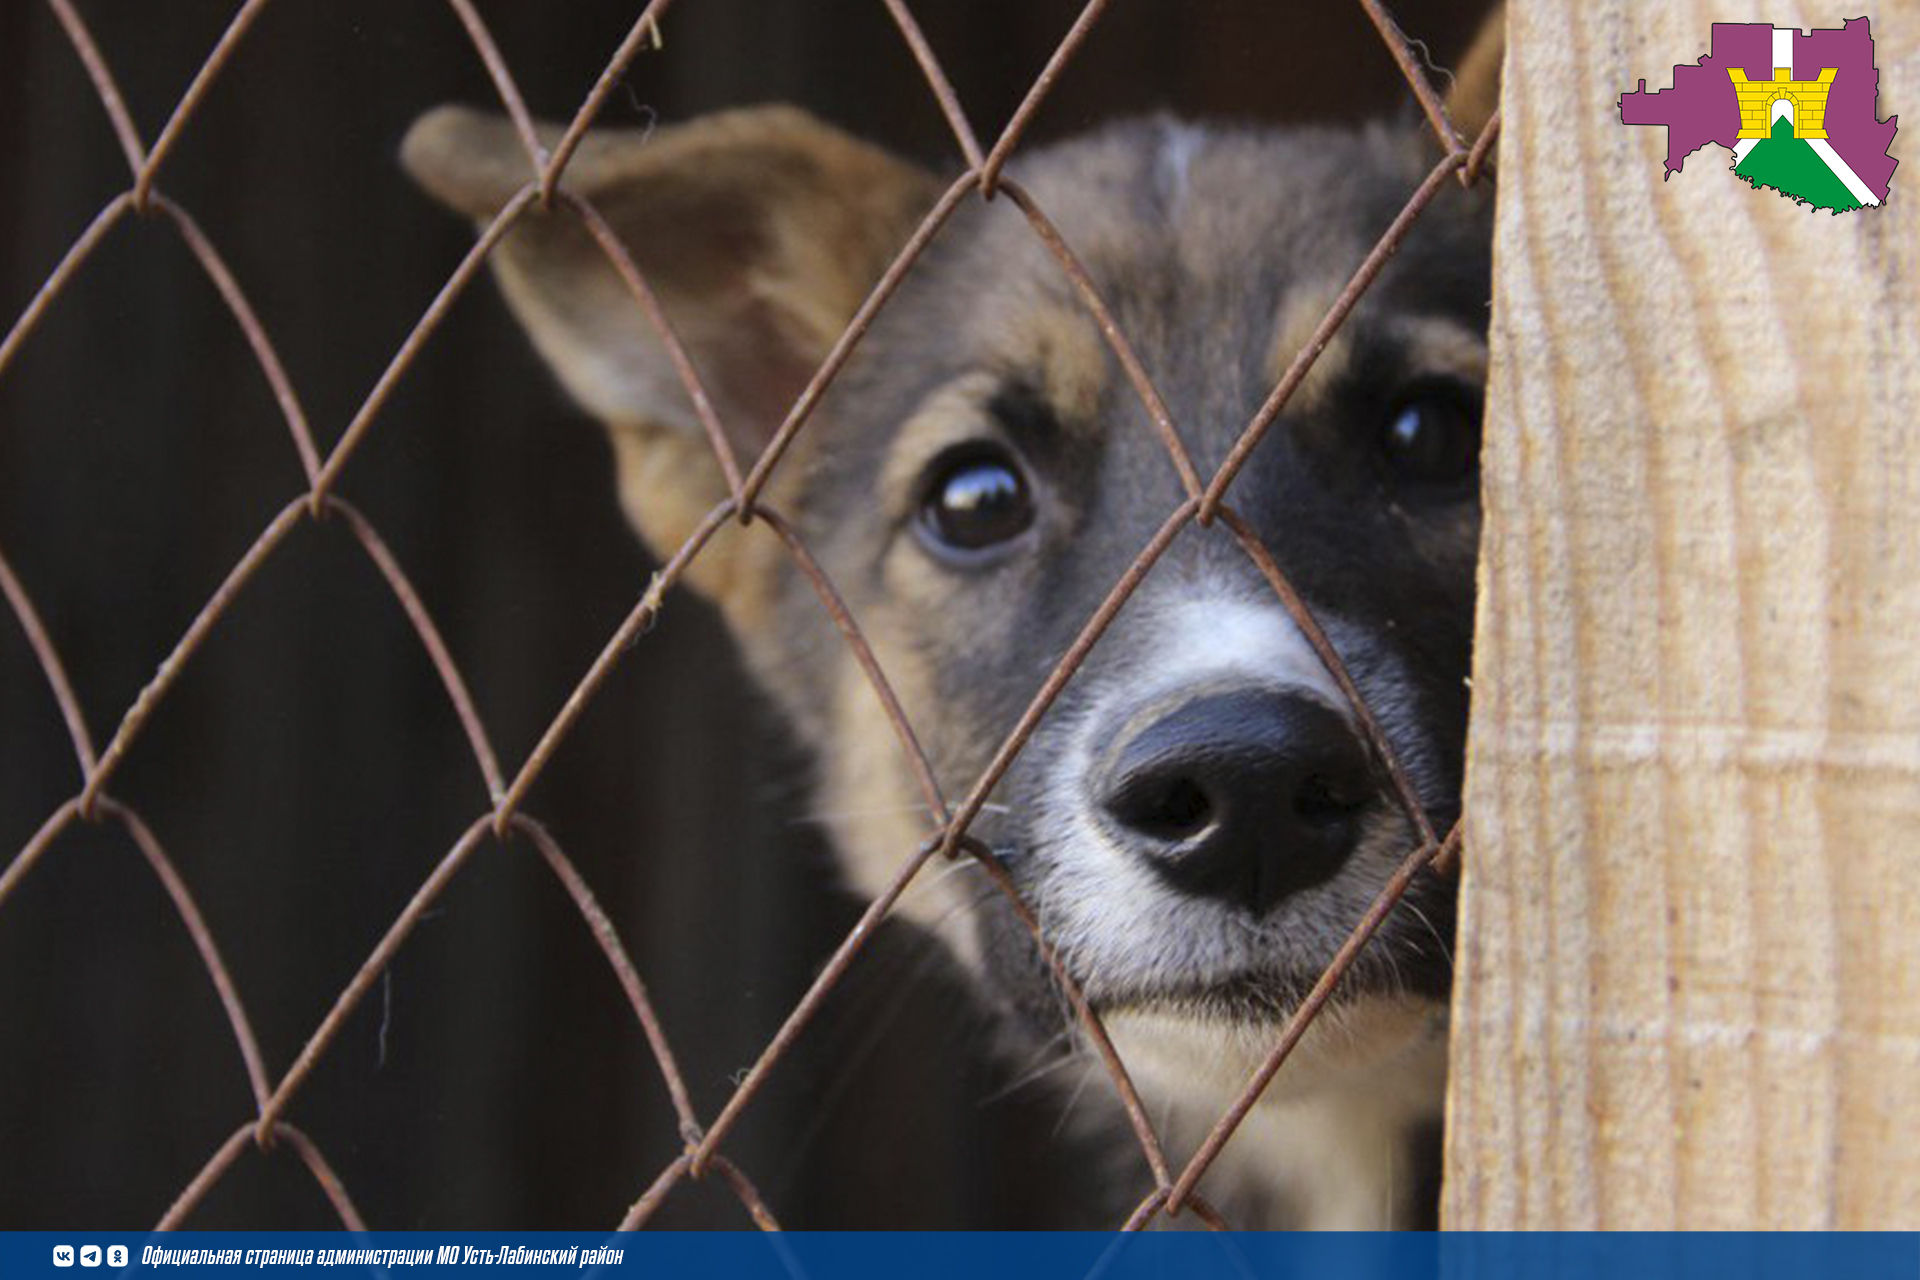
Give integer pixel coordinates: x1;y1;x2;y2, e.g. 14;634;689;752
1;0;1497;1229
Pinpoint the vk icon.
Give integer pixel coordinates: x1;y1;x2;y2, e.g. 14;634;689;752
80;1246;103;1267
53;1246;75;1267
108;1247;130;1267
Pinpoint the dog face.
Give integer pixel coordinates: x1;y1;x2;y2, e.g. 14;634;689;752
407;84;1492;1226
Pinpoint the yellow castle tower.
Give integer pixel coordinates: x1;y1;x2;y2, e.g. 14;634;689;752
1729;66;1837;138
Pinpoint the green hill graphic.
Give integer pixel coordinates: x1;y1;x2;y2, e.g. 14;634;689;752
1734;116;1863;213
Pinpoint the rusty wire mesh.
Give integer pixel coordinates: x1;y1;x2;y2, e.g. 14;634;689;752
0;0;1498;1230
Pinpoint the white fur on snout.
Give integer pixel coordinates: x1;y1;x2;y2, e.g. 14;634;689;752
1033;591;1361;995
1025;589;1447;1226
1144;595;1350;714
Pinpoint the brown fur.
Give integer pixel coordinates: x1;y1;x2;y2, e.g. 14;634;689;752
403;105;937;620
403;17;1502;1227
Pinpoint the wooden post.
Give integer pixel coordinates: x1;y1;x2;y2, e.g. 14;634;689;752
1445;2;1920;1228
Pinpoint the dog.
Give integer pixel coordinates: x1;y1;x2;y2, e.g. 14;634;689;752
402;21;1498;1228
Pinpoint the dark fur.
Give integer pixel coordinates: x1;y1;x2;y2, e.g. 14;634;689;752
783;119;1486;1026
406;86;1495;1228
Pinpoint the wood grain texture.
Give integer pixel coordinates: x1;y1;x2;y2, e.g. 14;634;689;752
1445;1;1920;1229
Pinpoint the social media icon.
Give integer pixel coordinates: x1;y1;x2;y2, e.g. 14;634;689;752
108;1247;129;1268
53;1246;74;1267
80;1246;102;1267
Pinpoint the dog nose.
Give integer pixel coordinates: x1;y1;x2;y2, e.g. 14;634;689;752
1098;690;1375;914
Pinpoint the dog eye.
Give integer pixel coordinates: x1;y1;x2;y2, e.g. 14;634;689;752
1378;384;1483;490
917;445;1034;558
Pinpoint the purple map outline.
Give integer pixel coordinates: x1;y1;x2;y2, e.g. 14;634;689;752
1619;19;1898;201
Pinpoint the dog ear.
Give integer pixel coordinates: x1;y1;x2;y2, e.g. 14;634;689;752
402;104;940;567
1447;3;1505;140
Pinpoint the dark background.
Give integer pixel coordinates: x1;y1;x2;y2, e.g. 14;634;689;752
0;0;1492;1229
